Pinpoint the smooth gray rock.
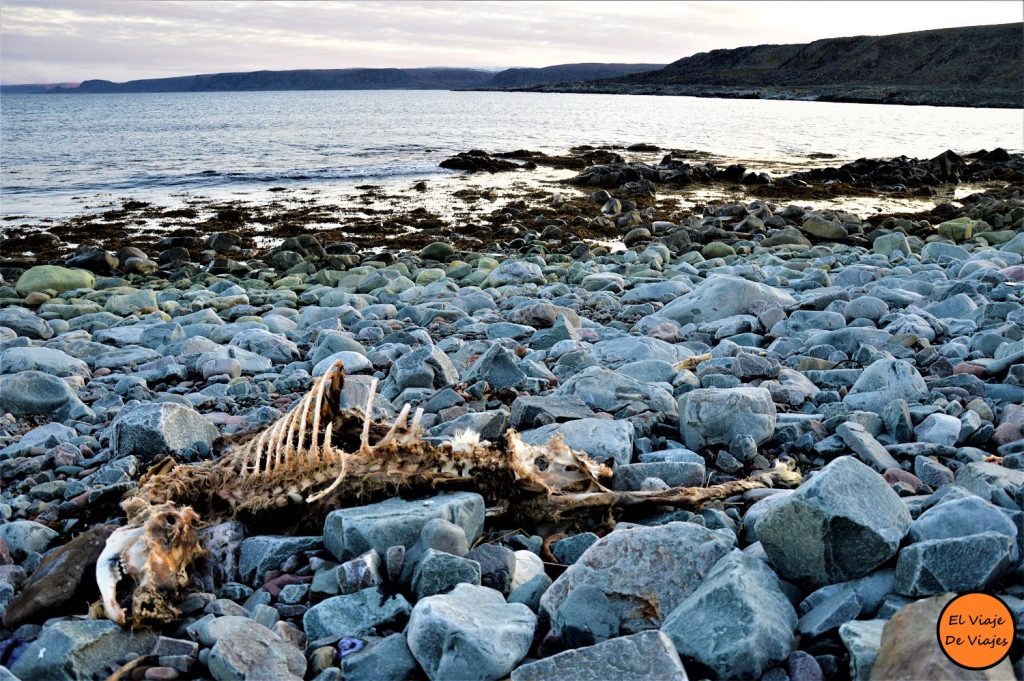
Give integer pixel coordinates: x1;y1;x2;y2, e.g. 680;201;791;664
323;492;485;561
303;587;412;640
756;456;911;587
0;347;90;378
238;535;322;585
797;588;862;636
207;616;305;681
109;401;218;462
406;583;536;681
0;370;91;420
9;619;156;681
662;550;797;680
520;417;634;466
487;260;545;286
511;631;688;681
466;544;516;596
541;522;734;634
677;387;776;450
843;359;928;414
661;275;796;325
914;413;961;446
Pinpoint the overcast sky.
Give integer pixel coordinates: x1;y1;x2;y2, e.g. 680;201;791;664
2;0;1021;84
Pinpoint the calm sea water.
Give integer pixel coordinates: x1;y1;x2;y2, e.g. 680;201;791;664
2;90;1022;217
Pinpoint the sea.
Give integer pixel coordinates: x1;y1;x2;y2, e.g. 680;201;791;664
2;89;1022;219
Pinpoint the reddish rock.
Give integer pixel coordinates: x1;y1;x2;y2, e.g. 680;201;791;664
952;362;986;377
884;468;925;493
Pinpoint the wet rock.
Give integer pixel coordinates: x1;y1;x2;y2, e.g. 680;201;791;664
406;583;536;681
663;550;797;679
110;402;219;462
756;456;911;587
541;522;734;634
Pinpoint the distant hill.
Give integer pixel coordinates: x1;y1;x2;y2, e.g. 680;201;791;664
515;23;1024;108
0;63;664;94
0;82;79;93
483;63;663;88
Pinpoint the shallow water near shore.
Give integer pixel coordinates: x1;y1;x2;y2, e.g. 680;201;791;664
2;90;1022;220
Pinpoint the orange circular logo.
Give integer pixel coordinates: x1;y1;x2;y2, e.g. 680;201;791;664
937;593;1015;670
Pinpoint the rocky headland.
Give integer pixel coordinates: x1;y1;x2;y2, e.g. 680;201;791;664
502;23;1024;109
0;145;1022;681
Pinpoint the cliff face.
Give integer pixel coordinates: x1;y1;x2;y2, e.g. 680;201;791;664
521;23;1024;109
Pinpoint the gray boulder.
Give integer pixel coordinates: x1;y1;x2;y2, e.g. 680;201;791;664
406;583;536;681
661;275;796;325
756;456;911;587
303;587;412;640
511;631;688;681
487;260;545;286
9;620;156;681
323;492;485;561
341;633;419;681
839;619;885;681
540;522;734;634
0;520;58;561
554;367;676;419
0;370;92;420
462;343;526;390
207;616;305;681
843;359;928;414
0;347;90;378
895;533;1015;596
662;550;797;679
109;401;219;462
520;417;634;466
677;387;776;450
239;535;322;585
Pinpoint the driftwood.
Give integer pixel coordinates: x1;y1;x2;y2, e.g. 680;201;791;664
99;360;801;625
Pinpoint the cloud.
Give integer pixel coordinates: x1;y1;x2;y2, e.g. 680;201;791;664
1;0;1020;83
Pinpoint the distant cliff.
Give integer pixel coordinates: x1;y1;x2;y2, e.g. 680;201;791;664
515;23;1024;109
1;63;664;94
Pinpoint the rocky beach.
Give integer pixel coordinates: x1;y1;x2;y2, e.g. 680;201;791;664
0;145;1023;681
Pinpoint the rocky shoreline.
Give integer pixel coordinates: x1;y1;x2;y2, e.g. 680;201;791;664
0;146;1022;680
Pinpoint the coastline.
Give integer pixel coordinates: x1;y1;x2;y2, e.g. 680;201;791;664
0;143;1022;679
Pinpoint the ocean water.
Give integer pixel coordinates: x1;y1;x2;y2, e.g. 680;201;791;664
2;89;1022;217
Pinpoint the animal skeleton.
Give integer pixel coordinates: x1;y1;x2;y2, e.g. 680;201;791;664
99;360;801;625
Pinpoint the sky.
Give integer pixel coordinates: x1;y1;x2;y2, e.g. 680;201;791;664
2;0;1021;84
